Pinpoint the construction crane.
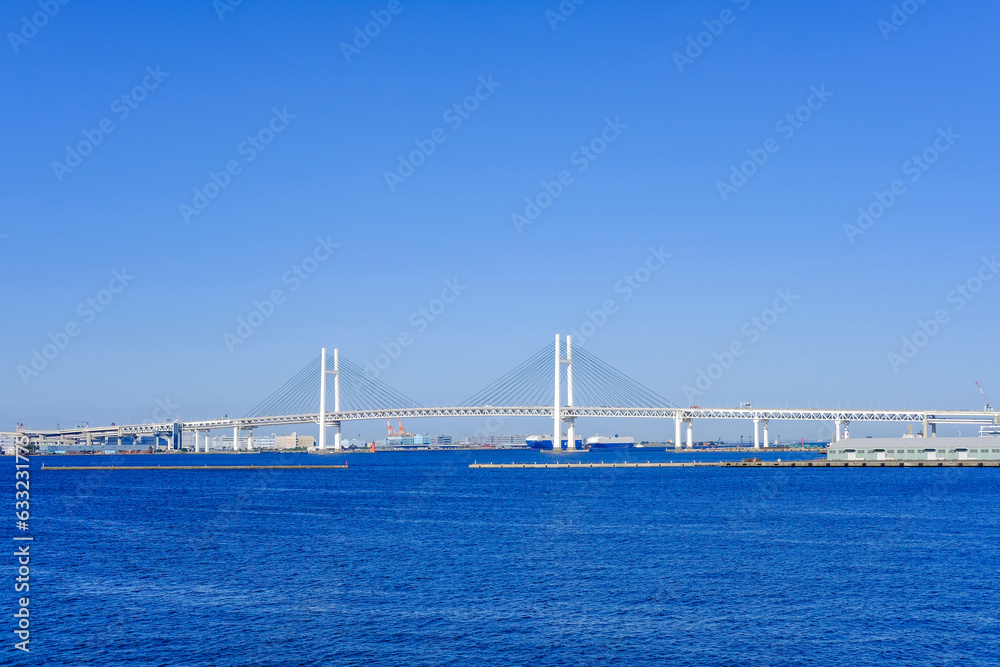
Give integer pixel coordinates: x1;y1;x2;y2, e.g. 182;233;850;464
386;418;413;437
976;381;994;411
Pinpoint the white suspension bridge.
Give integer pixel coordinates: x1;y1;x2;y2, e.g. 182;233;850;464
11;335;999;451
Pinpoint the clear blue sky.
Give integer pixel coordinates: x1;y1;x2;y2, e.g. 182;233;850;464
2;0;998;441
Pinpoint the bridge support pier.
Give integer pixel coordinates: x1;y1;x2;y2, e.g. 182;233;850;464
753;418;760;448
833;420;850;441
762;420;769;448
233;426;239;452
686;419;693;449
333;421;342;450
246;428;253;452
674;416;682;449
194;431;199;452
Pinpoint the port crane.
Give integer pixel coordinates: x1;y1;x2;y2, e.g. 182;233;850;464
386;418;413;437
976;381;994;411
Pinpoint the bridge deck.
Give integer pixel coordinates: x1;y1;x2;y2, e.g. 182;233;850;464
14;405;999;440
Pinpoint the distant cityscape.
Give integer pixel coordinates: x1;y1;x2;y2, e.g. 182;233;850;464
0;428;834;456
0;430;542;455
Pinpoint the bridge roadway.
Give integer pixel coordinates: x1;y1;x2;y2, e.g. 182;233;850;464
12;406;1000;446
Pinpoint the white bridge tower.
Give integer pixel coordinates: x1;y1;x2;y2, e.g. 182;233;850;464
319;347;341;450
554;334;576;451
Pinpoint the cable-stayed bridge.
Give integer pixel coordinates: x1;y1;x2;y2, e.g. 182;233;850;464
11;335;1000;451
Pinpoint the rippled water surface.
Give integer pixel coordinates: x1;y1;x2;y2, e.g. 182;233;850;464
19;450;1000;665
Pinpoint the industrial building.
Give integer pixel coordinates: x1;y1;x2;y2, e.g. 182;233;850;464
385;434;432;447
273;433;315;449
828;437;1000;461
179;432;315;450
464;434;529;446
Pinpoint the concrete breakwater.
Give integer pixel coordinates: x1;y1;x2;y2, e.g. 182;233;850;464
41;464;349;470
470;460;1000;469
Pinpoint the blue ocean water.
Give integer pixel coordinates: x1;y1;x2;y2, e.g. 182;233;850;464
14;450;1000;666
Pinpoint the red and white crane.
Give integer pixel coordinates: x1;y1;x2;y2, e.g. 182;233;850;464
976;381;994;411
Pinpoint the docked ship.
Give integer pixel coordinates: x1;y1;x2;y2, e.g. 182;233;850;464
526;435;584;451
586;435;635;450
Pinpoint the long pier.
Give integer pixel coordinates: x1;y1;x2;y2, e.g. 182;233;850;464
40;464;349;470
470;461;1000;469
